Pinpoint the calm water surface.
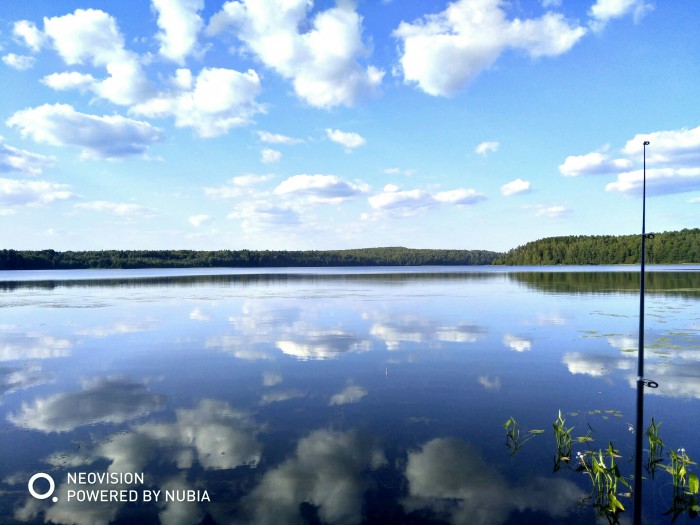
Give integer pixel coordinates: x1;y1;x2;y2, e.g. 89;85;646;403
1;266;699;525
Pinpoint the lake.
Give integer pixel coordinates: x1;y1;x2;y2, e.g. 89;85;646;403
1;266;699;525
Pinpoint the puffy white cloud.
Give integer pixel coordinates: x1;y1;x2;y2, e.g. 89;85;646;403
41;71;96;91
565;126;700;197
589;0;654;31
0;333;72;361
42;9;151;105
12;20;45;51
131;67;262;137
274;174;368;204
475;140;499;156
241;429;385;525
7;103;163;159
276;330;371;360
500;178;531;196
152;0;204;64
326;128;366;150
0;178;74;208
207;0;383;108
2;53;35;70
502;333;532;351
74;200;157;217
0;140;55;176
394;0;586;96
188;214;212;226
260;148;281;163
562;352;632;377
622;126;700;167
559;151;633;177
257;131;303;145
8;376;164;432
433;188;486;205
75;322;151;338
260;389;306;405
367;184;485;218
606;168;700;196
329;384;367;406
403;437;584;524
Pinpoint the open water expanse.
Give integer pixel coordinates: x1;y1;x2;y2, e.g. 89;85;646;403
1;266;699;525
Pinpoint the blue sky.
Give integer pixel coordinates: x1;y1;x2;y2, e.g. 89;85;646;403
0;0;698;252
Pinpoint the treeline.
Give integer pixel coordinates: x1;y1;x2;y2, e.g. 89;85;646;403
0;247;501;270
495;228;700;265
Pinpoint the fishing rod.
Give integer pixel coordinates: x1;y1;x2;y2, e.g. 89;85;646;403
633;140;659;525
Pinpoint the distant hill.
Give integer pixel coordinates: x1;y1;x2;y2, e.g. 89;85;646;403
495;228;700;265
0;247;501;270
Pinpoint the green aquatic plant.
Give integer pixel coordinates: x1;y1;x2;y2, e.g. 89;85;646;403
503;417;544;456
645;418;664;478
576;442;631;519
552;410;574;470
662;447;698;494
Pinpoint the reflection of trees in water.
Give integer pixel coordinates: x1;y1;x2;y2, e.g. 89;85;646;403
509;271;700;298
0;271;503;292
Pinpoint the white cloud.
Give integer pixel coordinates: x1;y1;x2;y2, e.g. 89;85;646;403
564;126;700;197
500;178;531;196
41;71;96;91
207;0;383;108
274;174;368;204
0;333;72;361
622;126;700;167
2;53;35;70
152;0;204;64
329;385;368;406
0;178;74;208
523;204;570;218
367;184;485;217
8;377;164;432
0;140;55;176
75;201;156;217
228;202;301;231
403;437;584;524
260;148;281;164
325;128;366;151
689;197;700;204
257;131;303;145
41;9;151;105
559;151;632;176
276;330;371;360
589;0;654;31
7;103;163;160
241;429;385;525
475;140;499;156
131;67;262;137
503;334;532;351
188;214;212;226
12;20;45;51
433;188;486;206
393;0;586;96
262;371;283;387
606;168;700;196
368;187;435;215
204;174;272;199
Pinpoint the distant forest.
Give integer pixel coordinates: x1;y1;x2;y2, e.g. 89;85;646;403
0;229;698;270
494;228;700;265
0;247;500;270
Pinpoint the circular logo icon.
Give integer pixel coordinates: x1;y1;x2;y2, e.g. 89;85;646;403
28;473;58;503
